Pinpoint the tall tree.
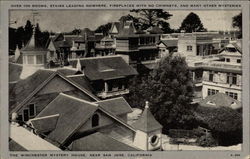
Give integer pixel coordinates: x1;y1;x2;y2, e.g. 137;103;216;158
232;12;242;38
95;22;112;36
35;23;50;48
130;9;172;32
24;20;33;45
179;12;207;33
125;56;196;132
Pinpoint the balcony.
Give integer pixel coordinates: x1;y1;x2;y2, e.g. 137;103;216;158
97;89;129;99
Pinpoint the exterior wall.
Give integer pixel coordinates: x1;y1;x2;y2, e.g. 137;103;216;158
133;130;148;150
37;75;76;95
178;36;197;57
202;70;242;101
76;110;114;134
16;92;59;120
202;83;242;101
133;129;162;150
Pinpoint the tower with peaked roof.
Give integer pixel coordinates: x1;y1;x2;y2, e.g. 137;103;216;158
20;27;49;79
132;101;163;150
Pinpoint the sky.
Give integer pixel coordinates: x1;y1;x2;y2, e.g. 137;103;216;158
9;10;241;33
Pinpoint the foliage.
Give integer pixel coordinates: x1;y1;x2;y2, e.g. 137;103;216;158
232;13;242;38
130;9;173;33
194;106;242;146
35;23;50;48
179;12;207;33
95;22;112;36
197;134;218;147
125;55;196;132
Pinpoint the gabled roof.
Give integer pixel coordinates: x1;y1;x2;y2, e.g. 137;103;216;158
9;138;27;151
70;132;138;151
96;97;133;116
69;56;138;81
132;105;162;133
9;69;99;114
9;69;55;112
30;114;59;133
199;93;241;110
36;93;98;145
158;39;178;48
9;63;23;82
68;75;94;93
109;22;121;34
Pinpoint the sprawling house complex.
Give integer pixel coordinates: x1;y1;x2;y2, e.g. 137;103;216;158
8;12;243;151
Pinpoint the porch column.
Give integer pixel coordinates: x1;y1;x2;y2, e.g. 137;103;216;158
104;82;108;93
193;72;195;81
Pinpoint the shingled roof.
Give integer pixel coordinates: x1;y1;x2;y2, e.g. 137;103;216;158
70;132;138;151
96;97;133;116
9;69;99;113
36;93;98;145
199;93;241;110
9;69;55;112
9;63;23;82
132;103;162;133
69;56;138;81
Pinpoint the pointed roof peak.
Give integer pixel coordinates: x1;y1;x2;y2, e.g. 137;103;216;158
132;101;162;133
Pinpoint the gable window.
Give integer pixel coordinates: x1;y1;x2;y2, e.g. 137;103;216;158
187;45;192;51
92;114;99;127
237;59;241;63
227;73;237;85
226;92;238;100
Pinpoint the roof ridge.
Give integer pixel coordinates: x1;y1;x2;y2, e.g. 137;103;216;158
95;96;124;103
59;93;98;107
30;114;60;121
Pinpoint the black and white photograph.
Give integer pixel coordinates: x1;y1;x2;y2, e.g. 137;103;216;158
1;1;248;158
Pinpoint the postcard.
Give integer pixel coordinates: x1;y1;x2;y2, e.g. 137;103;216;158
0;0;249;159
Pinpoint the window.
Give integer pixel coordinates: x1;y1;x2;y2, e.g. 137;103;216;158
227;73;237;85
27;55;34;64
29;104;35;117
36;55;43;64
226;92;238;100
150;135;159;146
209;71;214;82
187;45;193;51
92;114;99;127
226;58;230;62
23;109;29;121
237;59;241;63
208;89;219;96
